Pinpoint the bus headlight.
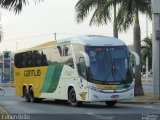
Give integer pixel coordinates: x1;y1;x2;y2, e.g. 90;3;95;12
89;86;102;92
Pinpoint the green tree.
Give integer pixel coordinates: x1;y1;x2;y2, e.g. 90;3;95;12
116;0;151;96
75;0;119;38
141;36;152;71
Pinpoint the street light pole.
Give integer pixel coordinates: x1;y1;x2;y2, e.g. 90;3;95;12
151;0;160;100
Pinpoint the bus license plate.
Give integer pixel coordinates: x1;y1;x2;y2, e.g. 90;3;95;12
111;95;119;99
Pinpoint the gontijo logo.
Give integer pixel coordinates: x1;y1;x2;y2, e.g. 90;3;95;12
24;69;41;77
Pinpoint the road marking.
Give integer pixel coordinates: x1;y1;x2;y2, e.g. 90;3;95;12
86;113;114;120
0;107;8;114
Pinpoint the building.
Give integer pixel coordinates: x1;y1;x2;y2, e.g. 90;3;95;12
0;51;14;83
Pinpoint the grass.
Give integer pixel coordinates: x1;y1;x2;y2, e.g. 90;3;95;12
133;92;154;102
122;92;155;104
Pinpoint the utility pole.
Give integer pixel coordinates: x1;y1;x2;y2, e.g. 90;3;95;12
152;0;160;100
145;15;149;82
54;33;57;41
16;41;18;51
146;14;149;37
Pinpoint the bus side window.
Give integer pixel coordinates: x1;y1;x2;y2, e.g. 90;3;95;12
15;54;22;68
57;46;62;56
41;53;48;66
28;52;33;67
62;45;74;68
63;46;69;56
33;51;42;66
21;53;28;67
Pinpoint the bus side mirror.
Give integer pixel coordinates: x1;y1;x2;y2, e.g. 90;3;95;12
130;51;140;65
79;51;90;67
77;57;87;79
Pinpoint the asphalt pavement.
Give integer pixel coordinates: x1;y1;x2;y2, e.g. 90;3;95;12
0;86;160;120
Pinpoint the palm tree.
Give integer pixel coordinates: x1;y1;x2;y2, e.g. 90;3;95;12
75;0;119;38
116;0;151;96
0;0;43;41
0;25;2;42
0;0;29;41
0;0;28;14
0;0;43;14
141;37;152;71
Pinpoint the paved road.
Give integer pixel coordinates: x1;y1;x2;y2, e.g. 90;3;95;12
0;87;160;120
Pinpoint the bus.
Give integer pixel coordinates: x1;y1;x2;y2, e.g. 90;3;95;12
14;35;139;107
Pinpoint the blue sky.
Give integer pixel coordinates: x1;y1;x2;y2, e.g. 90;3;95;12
0;0;152;52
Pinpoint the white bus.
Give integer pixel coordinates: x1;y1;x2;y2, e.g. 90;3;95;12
14;35;139;107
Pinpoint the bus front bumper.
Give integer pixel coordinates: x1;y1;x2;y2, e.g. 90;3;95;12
88;87;134;102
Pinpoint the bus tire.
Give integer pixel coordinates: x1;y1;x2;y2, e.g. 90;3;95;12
68;88;81;107
23;87;30;102
29;88;42;103
35;98;42;103
29;88;36;103
105;101;117;107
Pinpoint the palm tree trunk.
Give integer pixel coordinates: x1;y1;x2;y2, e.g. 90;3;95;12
133;10;144;96
113;4;118;38
0;24;2;42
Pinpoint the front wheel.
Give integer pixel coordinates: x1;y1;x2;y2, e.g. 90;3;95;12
68;88;81;107
105;101;117;107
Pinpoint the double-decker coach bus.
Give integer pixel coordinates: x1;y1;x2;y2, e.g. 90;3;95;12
14;35;139;107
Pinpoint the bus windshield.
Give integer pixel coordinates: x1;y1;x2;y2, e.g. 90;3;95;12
85;46;133;84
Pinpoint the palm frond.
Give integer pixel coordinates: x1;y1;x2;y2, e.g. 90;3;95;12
117;1;135;31
138;0;152;19
141;37;152;58
75;0;99;23
0;0;28;14
89;0;112;26
142;37;152;49
0;0;43;14
116;0;152;32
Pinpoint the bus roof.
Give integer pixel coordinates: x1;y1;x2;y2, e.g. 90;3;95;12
16;35;126;53
58;35;126;46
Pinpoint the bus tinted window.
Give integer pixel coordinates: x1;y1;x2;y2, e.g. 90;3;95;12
14;50;48;68
14;45;74;68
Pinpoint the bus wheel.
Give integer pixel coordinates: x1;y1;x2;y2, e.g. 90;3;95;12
29;88;42;103
105;101;117;107
68;88;81;107
23;87;30;102
29;88;36;103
